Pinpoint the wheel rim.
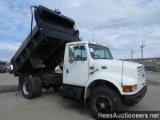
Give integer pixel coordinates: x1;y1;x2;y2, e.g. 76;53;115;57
23;82;30;95
93;94;113;113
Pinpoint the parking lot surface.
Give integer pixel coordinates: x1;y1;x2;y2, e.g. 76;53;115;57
0;71;160;120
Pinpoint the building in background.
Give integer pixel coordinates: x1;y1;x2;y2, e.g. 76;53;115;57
121;58;160;72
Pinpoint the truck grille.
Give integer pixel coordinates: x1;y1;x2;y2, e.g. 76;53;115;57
137;66;145;82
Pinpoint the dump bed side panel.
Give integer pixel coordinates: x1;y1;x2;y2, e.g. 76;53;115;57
12;25;39;62
11;5;80;75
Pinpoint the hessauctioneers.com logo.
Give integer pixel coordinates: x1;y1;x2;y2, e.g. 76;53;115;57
98;111;160;119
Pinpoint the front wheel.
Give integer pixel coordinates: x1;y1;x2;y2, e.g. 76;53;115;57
89;86;123;119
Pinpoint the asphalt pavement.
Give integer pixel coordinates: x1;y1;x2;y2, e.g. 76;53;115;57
0;71;160;120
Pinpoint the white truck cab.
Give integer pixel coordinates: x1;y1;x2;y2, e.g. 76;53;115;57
61;41;147;117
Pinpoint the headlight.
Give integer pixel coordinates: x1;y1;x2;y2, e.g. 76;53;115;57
123;85;137;92
132;84;137;91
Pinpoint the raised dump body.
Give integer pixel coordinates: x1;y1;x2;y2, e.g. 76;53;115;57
11;5;80;75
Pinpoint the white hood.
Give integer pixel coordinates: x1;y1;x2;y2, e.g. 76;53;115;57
94;59;143;84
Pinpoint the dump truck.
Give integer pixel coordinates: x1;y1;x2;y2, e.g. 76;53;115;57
11;5;147;119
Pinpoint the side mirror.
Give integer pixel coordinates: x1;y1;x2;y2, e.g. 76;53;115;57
68;46;75;63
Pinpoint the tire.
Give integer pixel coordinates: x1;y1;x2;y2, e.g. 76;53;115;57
89;86;123;119
42;85;51;90
19;74;29;90
52;85;60;92
22;77;37;99
33;76;42;97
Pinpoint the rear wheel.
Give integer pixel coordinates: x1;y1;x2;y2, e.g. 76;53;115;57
34;76;42;97
89;86;123;119
22;77;37;99
19;74;29;90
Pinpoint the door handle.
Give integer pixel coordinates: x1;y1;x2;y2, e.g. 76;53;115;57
66;69;69;73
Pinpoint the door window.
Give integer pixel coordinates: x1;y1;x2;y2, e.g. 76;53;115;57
74;46;87;61
68;45;87;63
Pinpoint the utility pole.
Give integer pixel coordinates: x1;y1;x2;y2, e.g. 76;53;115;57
140;42;145;64
131;49;134;60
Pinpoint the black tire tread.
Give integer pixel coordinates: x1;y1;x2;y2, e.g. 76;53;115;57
33;76;42;97
89;86;123;119
22;77;37;99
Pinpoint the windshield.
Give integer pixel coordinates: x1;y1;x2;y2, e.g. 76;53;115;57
89;44;113;59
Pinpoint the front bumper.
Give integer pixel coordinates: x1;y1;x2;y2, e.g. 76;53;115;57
124;85;147;106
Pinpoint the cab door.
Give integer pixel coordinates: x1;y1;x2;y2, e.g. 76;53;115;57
64;45;89;86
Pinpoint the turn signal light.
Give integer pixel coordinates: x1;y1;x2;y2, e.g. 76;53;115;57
123;86;133;92
90;66;94;70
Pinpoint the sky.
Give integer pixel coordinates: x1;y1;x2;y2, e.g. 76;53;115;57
0;0;160;60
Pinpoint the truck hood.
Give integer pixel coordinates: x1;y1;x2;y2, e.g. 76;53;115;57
93;59;144;84
94;59;142;68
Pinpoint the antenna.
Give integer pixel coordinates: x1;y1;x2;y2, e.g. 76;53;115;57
140;41;145;64
131;49;134;59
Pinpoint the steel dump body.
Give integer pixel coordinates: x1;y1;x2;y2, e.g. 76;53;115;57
11;5;80;75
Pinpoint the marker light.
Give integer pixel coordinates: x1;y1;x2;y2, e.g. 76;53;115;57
90;66;94;70
55;9;61;14
123;86;133;92
123;85;137;92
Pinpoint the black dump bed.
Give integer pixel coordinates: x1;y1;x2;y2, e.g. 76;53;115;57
11;5;80;75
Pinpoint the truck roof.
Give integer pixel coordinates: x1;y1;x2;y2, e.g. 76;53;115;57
66;41;108;47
